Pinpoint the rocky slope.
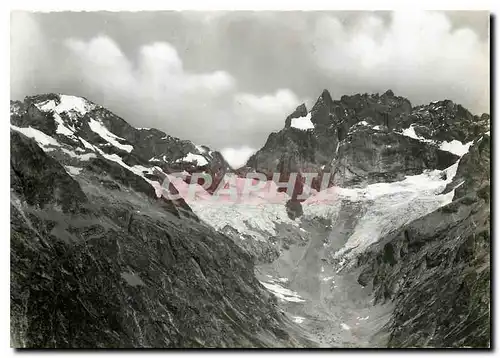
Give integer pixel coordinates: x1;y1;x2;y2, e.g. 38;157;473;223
10;94;231;190
356;134;490;347
246;89;488;188
10;94;314;348
10;90;491;348
222;89;490;347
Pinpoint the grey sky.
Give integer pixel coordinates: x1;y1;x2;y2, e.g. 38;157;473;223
11;11;490;167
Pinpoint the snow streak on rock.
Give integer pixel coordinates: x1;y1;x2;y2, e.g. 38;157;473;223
10;125;60;151
304;161;462;262
88;118;134;153
260;281;305;303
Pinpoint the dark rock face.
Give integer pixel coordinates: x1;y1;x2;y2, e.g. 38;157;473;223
11;102;58;135
285;199;303;220
85;157;158;199
331;129;458;187
401;101;489;143
10;95;313;348
247;89;487;188
10;131;88;214
220;225;280;265
10;199;301;347
244;88;490;348
447;134;490;200
356;138;490;348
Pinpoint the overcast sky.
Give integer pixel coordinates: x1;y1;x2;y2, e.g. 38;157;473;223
11;11;489;167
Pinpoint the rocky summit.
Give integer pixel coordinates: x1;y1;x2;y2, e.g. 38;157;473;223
10;90;490;348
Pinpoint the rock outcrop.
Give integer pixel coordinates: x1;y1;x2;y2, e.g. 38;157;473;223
246;89;488;188
356;136;490;347
10;94;313;348
10;90;490;349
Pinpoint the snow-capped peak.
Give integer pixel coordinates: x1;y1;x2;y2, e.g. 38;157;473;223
35;94;96;116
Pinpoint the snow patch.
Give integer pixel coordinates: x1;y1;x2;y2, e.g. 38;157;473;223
260;281;305;303
79;138;96;150
92;147;166;198
11;125;60;149
292;316;305;324
195;144;208;154
36;95;95;119
10;103;22;116
88;118;133;153
189;201;296;241
176;152;208;166
57;95;95;114
177;176;296;240
52;112;75;136
291;112;315;130
78;153;97;161
444;161;459;180
439;140;473;156
64;166;82;175
400;125;434;143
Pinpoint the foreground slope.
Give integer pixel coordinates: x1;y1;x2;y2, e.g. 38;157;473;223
10;94;312;348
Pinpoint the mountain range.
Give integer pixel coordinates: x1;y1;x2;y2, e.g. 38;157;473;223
10;89;490;348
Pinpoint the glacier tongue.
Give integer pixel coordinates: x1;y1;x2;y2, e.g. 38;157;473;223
174;159;462;260
304;160;461;261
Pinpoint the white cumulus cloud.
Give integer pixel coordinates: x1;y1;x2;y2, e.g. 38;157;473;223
311;11;489;114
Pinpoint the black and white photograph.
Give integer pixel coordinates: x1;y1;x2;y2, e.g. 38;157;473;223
8;6;492;349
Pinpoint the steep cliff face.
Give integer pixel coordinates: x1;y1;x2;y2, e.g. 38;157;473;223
10;95;313;348
331;126;458;186
237;89;490;348
356;135;490;348
246;89;488;188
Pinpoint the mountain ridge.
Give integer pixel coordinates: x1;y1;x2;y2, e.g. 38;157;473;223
10;89;491;348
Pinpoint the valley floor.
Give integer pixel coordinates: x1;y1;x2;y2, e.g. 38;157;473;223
255;225;393;348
